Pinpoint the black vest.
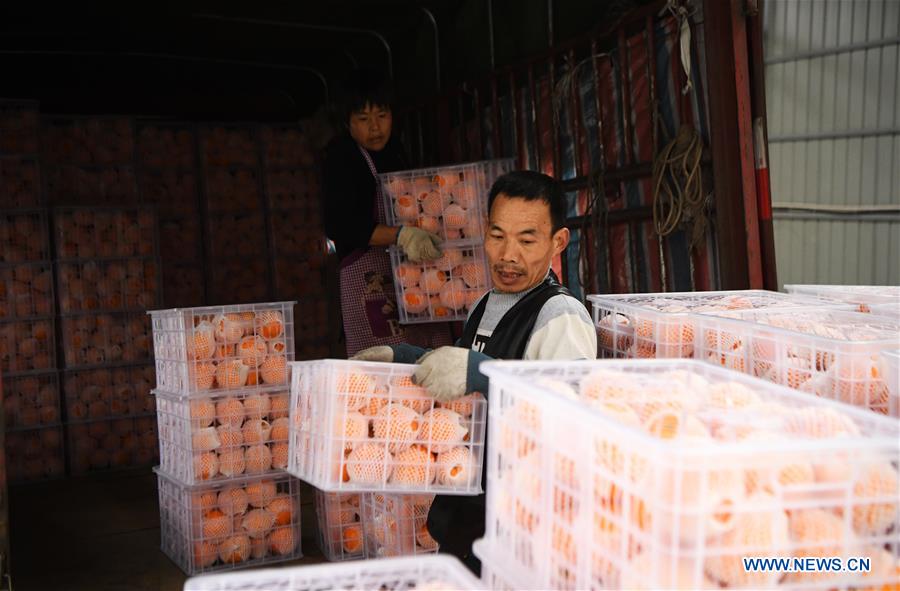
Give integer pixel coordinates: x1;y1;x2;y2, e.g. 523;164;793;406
457;271;572;359
427;271;573;571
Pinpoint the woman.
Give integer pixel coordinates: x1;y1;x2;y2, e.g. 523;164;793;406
322;73;453;356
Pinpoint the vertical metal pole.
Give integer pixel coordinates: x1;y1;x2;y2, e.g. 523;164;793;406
510;71;525;168
490;76;503;157
527;65;542;171
487;0;496;70
547;0;555;47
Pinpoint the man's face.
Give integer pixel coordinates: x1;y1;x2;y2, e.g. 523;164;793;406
484;194;569;293
349;102;392;151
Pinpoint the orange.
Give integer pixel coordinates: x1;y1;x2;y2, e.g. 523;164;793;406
416;215;441;234
242;393;271;420
850;462;899;536
194;452;219;480
192;427;221;452
433;249;464;273
269;393;289;419
432;172;458;189
268;527;296;555
238;335;267;368
421;191;449;216
333;411;368;452
337;372;377;411
246;480;276;508
188;322;216;360
259;355;287;385
193;540;218;568
597;313;633;354
250;535;268;560
216;426;243;448
218;534;251;564
419;269;446;294
215;360;249;389
438;278;467;310
267;494;293;526
190;399;216;428
416;522;438;551
241;419;271;445
257;310;284;340
270;417;289;441
213;313;244;344
401;287;429;315
341;524;362;553
346;443;393;485
831;358;890;412
244;444;272;474
217;449;246;477
216;397;245;427
394;194;419;220
397;263;423;289
271;442;289;469
214;343;236;360
241;508;275;537
418;408;468;454
455;262;486;290
785;509;848;584
442;203;466;229
435;446;473;487
373;403;422;454
217;487;249;517
392;376;433;414
191;362;217;391
268;339;287;355
438;392;479;418
202;508;232;538
391;445;435;486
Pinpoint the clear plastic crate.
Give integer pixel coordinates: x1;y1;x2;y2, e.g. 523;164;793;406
588;289;846;359
315;489;364;562
390;240;490;324
183;554;481;591
5;426;65;484
64;364;156;421
149;302;295;396
479;358;900;591
54;207;157;260
68;415;158;474
0;210;50;263
0;318;55;374
201;126;258;168
883;350;899;403
870;301;900;322
0;263;54;319
379;158;514;242
0;100;39;155
472;539;525;591
0;158;41;208
3;372;60;430
57;258;161;313
42;117;134;166
137;123;197;169
155;468;302;576
785;284;900;313
60;312;151;369
697;309;900;417
288;359;486;495
361;493;438;558
155;388;291;485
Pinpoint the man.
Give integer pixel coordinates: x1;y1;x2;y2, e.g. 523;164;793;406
352;170;597;572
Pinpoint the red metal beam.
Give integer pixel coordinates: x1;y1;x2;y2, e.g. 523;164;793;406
702;0;763;289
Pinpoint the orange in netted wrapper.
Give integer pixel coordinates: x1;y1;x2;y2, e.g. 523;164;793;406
418;408;467;453
373;403;421;454
216;360;249;389
346;442;393;485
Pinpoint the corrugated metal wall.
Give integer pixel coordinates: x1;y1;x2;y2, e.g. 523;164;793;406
764;0;900;287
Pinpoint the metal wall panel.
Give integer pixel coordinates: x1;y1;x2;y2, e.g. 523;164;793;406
765;0;900;287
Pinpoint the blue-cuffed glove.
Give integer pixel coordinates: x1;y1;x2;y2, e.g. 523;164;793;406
412;346;491;402
349;343;428;364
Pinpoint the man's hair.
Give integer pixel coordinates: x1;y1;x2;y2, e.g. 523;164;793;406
338;69;394;123
488;170;567;233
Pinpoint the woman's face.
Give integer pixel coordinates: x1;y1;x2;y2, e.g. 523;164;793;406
349;102;392;151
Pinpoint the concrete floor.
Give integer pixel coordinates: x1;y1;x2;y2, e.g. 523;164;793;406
8;469;326;591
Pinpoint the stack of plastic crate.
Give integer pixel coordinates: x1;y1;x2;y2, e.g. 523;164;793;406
150;301;303;575
288;359;487;561
41;117;138;206
380;159;513;324
54;206;161;475
199;126;272;305
261;125;329;360
472;358;900;590
587;289;846;359
696;308;900;418
183;555;483;591
136;122;206;308
785;284;900;315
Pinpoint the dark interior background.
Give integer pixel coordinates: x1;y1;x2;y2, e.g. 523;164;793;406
1;0;650;120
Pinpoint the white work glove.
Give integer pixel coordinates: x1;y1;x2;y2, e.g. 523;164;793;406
413;346;491;403
349;346;394;362
396;226;442;262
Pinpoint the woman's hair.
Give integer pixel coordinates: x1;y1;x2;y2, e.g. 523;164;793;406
338;69;394;123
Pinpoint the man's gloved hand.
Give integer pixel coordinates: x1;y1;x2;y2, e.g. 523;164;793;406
349;346;394;362
349;343;428;364
396;226;442;262
413;346;491;402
